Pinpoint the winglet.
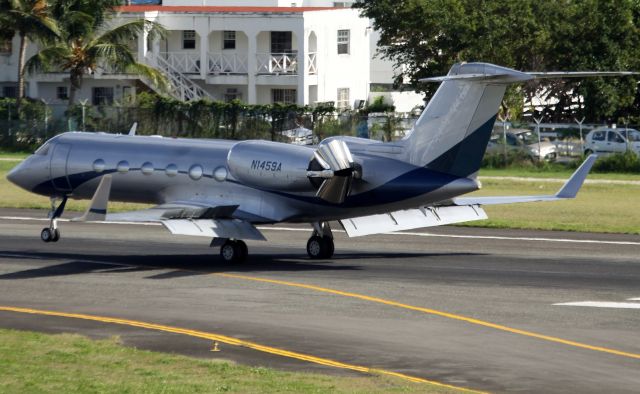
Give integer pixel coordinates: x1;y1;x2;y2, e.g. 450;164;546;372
128;122;137;136
555;154;597;198
73;175;112;222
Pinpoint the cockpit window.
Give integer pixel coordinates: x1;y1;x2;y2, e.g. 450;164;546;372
34;143;50;156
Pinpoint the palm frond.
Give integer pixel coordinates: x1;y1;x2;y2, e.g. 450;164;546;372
97;19;166;45
126;62;170;94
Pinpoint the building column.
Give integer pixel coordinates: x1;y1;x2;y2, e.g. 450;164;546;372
297;31;308;106
137;29;149;62
247;31;257;104
199;30;209;79
27;80;38;99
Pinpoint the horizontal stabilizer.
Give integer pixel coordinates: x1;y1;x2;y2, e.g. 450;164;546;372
454;154;597;206
162;219;266;241
72;175;112;222
340;205;487;237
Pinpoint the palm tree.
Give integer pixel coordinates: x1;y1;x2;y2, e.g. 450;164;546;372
26;4;168;105
0;0;59;112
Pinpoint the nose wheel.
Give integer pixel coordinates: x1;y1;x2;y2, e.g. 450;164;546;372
41;196;67;243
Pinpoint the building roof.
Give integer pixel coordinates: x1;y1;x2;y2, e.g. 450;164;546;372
117;5;339;14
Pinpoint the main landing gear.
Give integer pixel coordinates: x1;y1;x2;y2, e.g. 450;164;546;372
306;222;334;259
218;239;248;263
41;196;67;243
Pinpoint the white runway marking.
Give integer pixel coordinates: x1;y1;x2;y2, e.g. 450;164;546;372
554;301;640;309
1;215;640;246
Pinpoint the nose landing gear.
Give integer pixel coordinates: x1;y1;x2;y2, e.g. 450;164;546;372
41;196;67;243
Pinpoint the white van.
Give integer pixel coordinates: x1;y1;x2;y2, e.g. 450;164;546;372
584;127;640;155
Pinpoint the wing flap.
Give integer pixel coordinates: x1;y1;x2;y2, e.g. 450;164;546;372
163;219;266;241
340;205;487;237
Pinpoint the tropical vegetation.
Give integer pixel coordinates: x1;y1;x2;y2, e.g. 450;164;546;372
354;0;640;124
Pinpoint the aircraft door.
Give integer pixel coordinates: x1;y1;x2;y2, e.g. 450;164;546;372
50;143;72;192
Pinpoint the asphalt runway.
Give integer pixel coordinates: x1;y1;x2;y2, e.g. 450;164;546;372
0;208;639;393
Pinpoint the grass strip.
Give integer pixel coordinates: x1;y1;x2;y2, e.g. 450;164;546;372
0;328;452;393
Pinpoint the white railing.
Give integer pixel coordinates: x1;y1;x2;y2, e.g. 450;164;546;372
145;53;213;101
256;53;298;75
208;52;248;74
159;52;201;74
307;52;317;75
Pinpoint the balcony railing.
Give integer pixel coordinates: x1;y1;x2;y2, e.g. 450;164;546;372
208;52;248;74
256;53;298;75
307;52;317;75
160;52;201;74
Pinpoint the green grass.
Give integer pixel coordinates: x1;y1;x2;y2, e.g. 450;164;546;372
0;329;452;394
479;167;640;181
464;178;640;234
1;158;638;234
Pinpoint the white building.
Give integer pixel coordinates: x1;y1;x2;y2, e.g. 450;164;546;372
0;2;372;109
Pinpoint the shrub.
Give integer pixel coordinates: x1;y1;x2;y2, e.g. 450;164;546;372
593;151;640;173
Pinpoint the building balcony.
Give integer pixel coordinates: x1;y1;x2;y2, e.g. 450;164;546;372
160;52;201;74
208;52;248;74
256;53;298;75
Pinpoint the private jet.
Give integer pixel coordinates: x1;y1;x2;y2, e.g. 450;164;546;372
9;62;623;262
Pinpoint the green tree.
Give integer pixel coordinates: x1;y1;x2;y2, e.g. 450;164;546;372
354;0;640;122
25;0;167;105
0;0;59;112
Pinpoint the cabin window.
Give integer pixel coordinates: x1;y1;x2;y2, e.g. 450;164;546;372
141;162;154;175
117;161;129;173
93;159;106;173
189;164;203;180
165;164;178;177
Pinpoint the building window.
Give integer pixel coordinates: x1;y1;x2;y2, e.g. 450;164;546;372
337;29;350;54
224;88;242;103
333;2;350;7
92;87;114;105
271;31;292;54
182;30;196;49
272;89;297;105
57;86;68;100
223;31;236;50
337;88;350;109
2;86;17;98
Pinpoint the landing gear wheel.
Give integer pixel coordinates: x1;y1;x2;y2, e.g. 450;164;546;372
307;235;332;259
220;240;248;263
322;236;334;258
236;240;248;262
41;228;53;243
51;229;60;242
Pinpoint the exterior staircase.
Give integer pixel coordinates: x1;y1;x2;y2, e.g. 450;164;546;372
143;53;215;101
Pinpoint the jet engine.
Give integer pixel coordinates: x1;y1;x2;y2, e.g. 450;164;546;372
227;140;316;191
306;139;360;204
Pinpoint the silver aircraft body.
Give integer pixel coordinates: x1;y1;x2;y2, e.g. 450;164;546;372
8;62;617;261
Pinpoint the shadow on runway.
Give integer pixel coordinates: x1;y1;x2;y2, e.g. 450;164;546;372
0;250;482;280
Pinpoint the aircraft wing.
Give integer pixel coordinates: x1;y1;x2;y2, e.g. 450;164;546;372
453;154;597;206
72;180;266;241
340;155;596;237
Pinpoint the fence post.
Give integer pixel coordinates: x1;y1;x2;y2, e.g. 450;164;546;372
534;116;543;162
574;117;585;155
79;99;88;132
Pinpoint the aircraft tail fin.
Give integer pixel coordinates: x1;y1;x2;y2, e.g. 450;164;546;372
401;63;635;179
401;63;531;178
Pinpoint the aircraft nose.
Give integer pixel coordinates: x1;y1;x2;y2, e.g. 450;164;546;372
6;159;34;191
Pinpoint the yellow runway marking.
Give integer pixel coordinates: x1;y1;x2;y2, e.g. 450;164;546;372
0;306;485;394
216;273;640;361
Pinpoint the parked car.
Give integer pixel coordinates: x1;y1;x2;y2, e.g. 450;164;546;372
280;126;316;145
486;128;557;161
584;127;640;155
